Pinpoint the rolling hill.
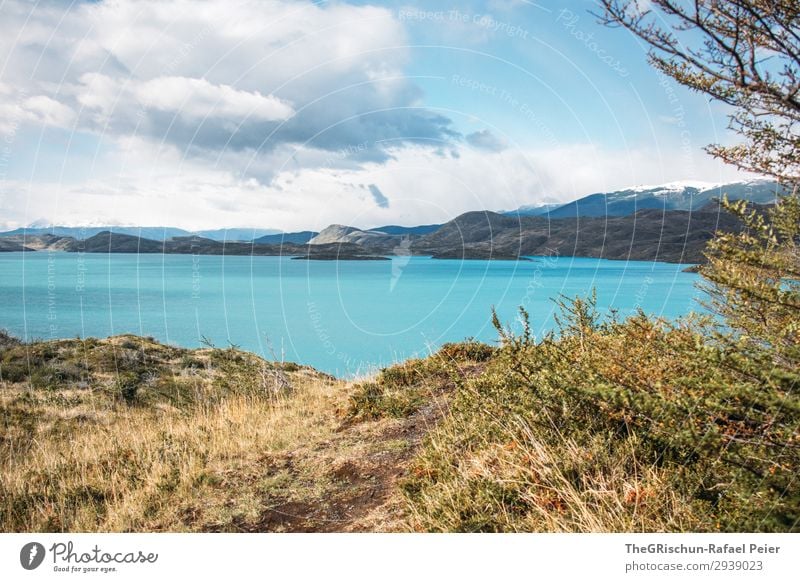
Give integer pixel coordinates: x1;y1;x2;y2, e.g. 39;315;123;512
253;231;318;245
414;202;744;263
0;226;281;242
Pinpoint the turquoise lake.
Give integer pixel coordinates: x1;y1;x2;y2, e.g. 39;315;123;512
0;252;704;377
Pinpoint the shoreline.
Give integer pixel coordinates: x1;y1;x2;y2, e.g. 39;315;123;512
0;249;702;266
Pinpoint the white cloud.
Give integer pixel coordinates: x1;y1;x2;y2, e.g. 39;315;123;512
0;135;747;233
134;77;294;122
0;0;446;157
22;96;75;126
0;93;75;132
466;129;508;151
0;0;752;233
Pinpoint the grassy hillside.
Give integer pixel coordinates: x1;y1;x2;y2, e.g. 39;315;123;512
395;197;799;532
399;308;796;532
0;333;487;532
0;334;328;531
3;317;795;533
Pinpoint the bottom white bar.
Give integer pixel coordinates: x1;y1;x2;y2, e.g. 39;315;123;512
1;533;797;581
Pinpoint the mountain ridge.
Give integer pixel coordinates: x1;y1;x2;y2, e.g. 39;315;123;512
0;179;782;263
506;179;782;218
0;226;282;242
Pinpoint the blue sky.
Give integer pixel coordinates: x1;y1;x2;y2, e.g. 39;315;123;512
0;0;749;231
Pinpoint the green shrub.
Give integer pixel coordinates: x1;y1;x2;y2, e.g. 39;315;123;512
115;372;141;404
29;363;86;390
404;260;800;531
436;340;495;363
348;381;426;420
0;330;20;350
0;361;29;383
348;343;492;421
180;355;205;370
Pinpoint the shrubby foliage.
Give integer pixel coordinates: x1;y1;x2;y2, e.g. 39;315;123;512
402;187;800;533
348;340;495;421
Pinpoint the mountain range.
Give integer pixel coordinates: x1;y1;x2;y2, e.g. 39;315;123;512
507;179;781;218
0;179;785;263
0;226;282;242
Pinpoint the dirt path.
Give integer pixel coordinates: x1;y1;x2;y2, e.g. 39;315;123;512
247;396;449;532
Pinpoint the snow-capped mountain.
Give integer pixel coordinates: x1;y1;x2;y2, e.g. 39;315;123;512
506;202;563;217
507;179;783;218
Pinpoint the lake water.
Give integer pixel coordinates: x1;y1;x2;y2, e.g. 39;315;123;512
0;252;704;377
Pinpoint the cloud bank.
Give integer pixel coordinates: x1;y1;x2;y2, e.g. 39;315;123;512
0;0;747;231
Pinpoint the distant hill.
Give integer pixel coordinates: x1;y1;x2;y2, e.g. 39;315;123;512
195;228;282;241
4;203;754;263
1;233;76;251
0;239;31;252
0;226;280;241
2;179;778;263
0;226;189;240
253;231;318;245
368;224;442;235
2;231;388;260
308;225;402;250
308;224;438;252
77;232;167;253
414;202;745;263
510;179;781;219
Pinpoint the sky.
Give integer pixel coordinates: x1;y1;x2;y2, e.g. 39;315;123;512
0;0;754;232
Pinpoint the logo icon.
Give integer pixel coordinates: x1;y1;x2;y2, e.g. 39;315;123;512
20;542;46;570
390;236;412;292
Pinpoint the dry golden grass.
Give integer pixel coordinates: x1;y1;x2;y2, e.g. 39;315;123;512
0;336;350;532
0;375;345;532
0;335;455;533
403;413;702;532
2;331;728;533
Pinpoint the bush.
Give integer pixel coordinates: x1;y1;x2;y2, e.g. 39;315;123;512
279;362;300;373
436;340;495;363
347;343;491;421
0;361;29;383
115;372;141;404
406;194;800;531
30;363;86;390
404;273;800;531
0;330;20;350
348;381;426;420
180;355;205;370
